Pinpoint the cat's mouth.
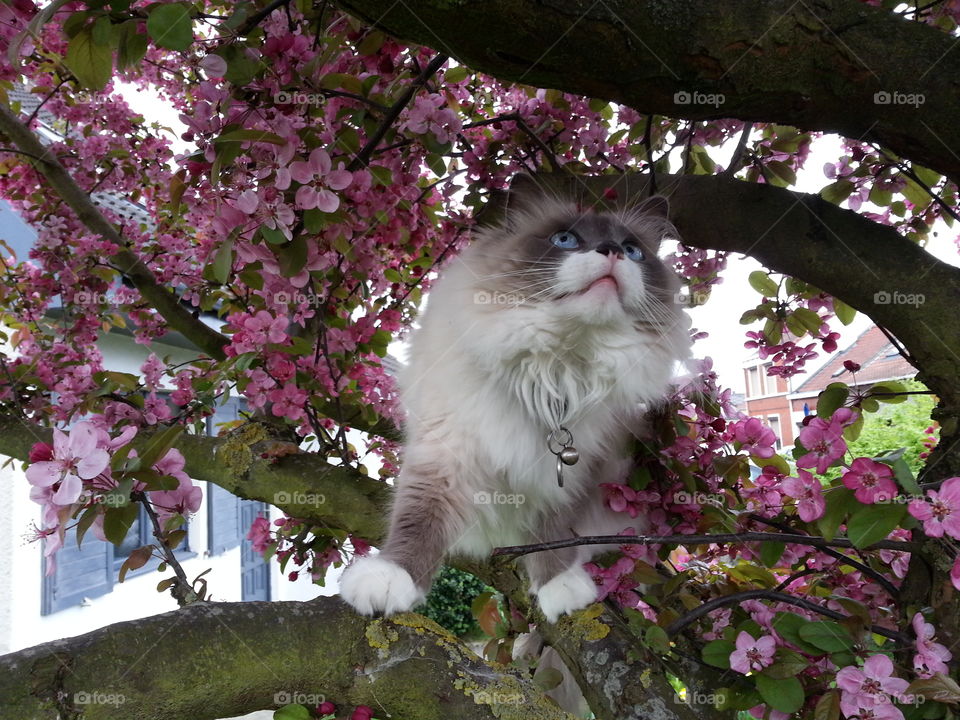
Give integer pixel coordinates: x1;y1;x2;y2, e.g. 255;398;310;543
584;274;619;293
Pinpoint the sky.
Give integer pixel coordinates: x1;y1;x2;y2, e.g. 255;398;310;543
102;87;960;395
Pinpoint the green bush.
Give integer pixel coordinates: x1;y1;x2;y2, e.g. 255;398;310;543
417;566;490;637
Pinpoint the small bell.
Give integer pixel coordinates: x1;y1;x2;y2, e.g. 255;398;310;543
559;446;580;466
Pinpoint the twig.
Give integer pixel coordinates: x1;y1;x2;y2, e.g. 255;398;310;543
491;532;917;557
133;491;196;606
722;122;753;177
664;588;908;644
642;114;657;195
748;515;900;597
347;54;448;172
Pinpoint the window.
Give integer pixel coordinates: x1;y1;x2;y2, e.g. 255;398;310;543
747;366;760;397
207;397;244;555
767;415;782;450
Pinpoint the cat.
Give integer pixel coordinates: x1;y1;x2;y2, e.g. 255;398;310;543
339;176;691;622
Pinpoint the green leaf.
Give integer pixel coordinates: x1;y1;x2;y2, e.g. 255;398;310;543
846;503;907;549
277;235;308;278
103;502;139;545
817;383;850;419
772;612;822;655
644;624;671;653
701;639;734;668
221;43;261;85
869;380;909;404
65;27;113;90
756;674;804;713
821;179;855;205
444;65;470;83
817;487;857;541
798;621;855;652
833;299;857;325
138;424;185;469
211;239;234;284
748;271;779;297
273;704;311;720
214;129;287;146
762;648;809;679
116;22;147;73
91;15;112;46
759;541;786;567
146;3;193;52
813;690;841;720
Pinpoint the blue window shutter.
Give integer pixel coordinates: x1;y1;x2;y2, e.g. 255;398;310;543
207;397;243;555
42;527;113;615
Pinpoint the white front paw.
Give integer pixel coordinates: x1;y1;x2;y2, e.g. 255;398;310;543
339;556;424;616
536;565;598;623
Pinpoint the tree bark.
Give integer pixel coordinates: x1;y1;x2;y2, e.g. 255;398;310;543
334;0;960;185
0;596;577;720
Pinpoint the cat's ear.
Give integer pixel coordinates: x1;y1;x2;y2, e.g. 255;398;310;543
634;194;670;219
504;173;546;215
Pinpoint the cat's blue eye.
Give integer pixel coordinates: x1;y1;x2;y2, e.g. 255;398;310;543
550;230;580;249
623;241;645;262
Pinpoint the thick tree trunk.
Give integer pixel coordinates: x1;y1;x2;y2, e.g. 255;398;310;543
334;0;960;185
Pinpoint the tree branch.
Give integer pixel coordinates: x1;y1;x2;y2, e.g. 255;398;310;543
0;415;392;542
664;588;909;644
491;532;918;557
333;0;960;185
0;597;576;720
0;102;231;361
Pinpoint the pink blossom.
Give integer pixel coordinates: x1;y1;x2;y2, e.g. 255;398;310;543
729;631;776;674
908;477;960;539
732;417;777;458
148;449;202;523
836;655;909;719
912;613;951;678
796;416;847;475
781;470;826;522
842;457;897;504
247;515;272;554
25;422;109;505
288;148;351;212
952;556;960;592
748;705;790;720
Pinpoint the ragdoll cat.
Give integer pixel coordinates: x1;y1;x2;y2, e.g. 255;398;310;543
340;177;691;622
